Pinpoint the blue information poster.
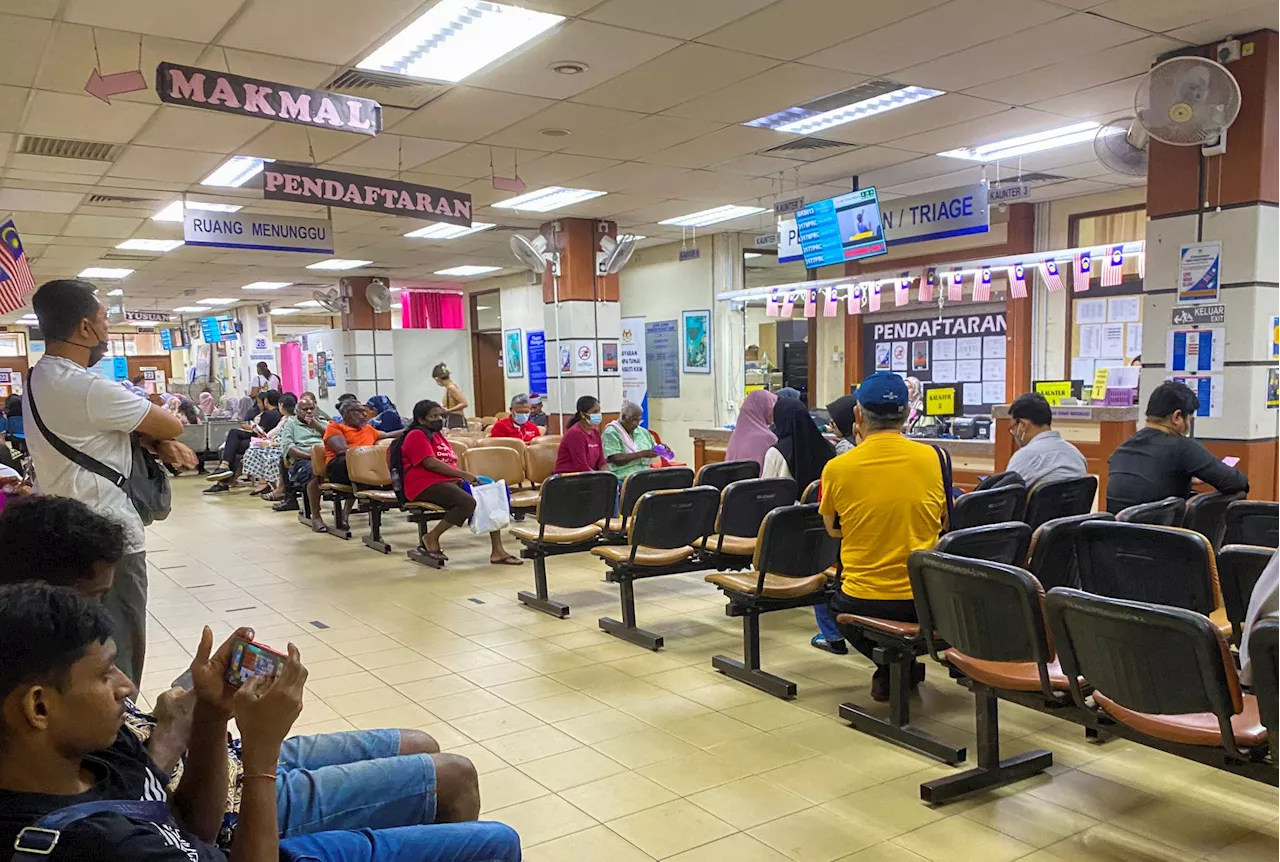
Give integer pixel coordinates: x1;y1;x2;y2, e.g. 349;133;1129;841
160;329;172;350
645;319;680;398
526;331;547;397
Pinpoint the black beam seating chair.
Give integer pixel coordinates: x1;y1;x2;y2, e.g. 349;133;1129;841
1225;500;1280;548
1023;475;1098;530
598;467;694;543
1251;618;1279;747
908;551;1072;804
801;479;821;504
949;485;1027;531
1025;512;1114;591
346;445;399;554
972;471;1024;492
509;471;618;617
695;477;796;569
1047;589;1276;785
592;486;720;649
833;522;1031;765
1184;491;1246;551
695;459;760;491
314;443;356;540
1116;495;1185;526
705;503;839;699
1217;544;1276;645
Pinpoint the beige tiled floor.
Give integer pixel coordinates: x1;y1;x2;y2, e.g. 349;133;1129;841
139;479;1278;861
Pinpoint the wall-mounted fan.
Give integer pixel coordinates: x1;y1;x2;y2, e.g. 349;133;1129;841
510;234;549;274
311;287;346;314
364;278;392;313
596;234;637;276
1094;117;1148;177
1135;56;1241;148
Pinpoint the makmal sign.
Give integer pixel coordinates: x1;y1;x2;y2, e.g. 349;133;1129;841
156;62;382;136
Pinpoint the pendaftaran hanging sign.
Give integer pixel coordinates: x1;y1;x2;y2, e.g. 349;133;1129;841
262;163;472;226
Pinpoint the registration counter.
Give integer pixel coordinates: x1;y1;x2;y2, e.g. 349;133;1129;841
992;404;1138;496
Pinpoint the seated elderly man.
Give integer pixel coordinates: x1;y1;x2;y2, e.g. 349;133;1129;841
602;401;659;479
488;393;542;443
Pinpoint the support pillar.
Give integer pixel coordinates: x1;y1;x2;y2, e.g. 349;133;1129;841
542;218;621;432
1142;30;1278;500
339;276;395;404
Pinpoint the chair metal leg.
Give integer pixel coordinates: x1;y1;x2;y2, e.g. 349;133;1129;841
713;607;796;699
518;555;570;618
327;496;351;540
362;506;391;554
920;685;1052;805
405;517;443;569
600;576;663;650
839;648;966;765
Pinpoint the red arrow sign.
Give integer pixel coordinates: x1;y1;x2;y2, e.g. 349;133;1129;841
85;68;147;104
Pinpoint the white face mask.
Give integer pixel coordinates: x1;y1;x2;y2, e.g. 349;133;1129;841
588;412;602;426
512;412;529;425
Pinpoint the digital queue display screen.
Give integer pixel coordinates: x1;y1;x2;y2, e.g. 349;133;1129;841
796;187;889;269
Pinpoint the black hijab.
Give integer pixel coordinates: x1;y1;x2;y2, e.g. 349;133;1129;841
826;396;856;441
773;397;834;496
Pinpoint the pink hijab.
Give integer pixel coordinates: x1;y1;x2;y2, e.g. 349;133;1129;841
726;389;778;467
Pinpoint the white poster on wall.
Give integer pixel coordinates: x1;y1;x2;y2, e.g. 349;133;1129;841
572;341;595;375
620;317;647;424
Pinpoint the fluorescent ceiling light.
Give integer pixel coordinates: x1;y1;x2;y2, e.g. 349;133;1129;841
747;86;943;135
744;252;762;259
295;300;325;308
78;267;133;279
475;305;492;310
201;156;272;188
358;0;564;83
306;259;372;271
659;205;768;228
435;265;501;276
404;221;496;239
20;314;38;320
938;121;1106;161
172;306;205;313
106;288;124;296
269;308;300;315
493;186;606;212
622;234;646;241
152;200;242;222
116;239;184;252
391;302;403;310
197;298;236;306
241;281;293;291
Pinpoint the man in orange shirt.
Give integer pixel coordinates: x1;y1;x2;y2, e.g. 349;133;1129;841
489;394;542;443
311;400;401;532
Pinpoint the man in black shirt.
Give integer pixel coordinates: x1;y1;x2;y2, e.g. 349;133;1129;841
1106;381;1249;514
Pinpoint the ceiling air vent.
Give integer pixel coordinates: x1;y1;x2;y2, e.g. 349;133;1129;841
327;69;447;110
759;137;856;163
87;194;160;206
102;252;155;261
18;136;120;162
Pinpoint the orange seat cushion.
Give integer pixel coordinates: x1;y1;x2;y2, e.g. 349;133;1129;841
510;524;601;544
356;490;398;504
592;545;692;566
943;648;1073;693
695;535;757;557
705;572;827;599
1092;690;1266;748
835;614;921;639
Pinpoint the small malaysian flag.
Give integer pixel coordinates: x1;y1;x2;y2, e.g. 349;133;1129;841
766;288;780;316
1042;258;1065;292
803;288;817;318
973;267;992;302
1102;244;1124;287
896;273;911;307
847;286;861;316
823;286;839;316
0;220;37;316
948;269;963;301
779;290;797;317
1007;263;1027;299
1073;250;1092;292
920;267;936;302
868;282;881;312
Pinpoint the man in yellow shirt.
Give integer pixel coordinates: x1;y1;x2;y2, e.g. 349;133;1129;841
815;371;948;701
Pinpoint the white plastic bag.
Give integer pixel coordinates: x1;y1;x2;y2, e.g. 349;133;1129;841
470;479;511;534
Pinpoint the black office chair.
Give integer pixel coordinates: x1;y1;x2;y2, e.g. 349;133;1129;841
601;467;694;540
1025;512;1114;591
801;479;821;504
973;471;1025;492
1184;491;1246;551
695;477;796;562
695;459;761;492
1248;618;1278;746
950;485;1027;531
1116;496;1185;527
935;522;1032;566
1217;545;1275;645
1074;521;1219;617
1225;501;1279;548
1023;475;1097;529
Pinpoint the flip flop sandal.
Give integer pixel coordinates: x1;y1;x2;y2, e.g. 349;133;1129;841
310;520;328;533
489;555;524;566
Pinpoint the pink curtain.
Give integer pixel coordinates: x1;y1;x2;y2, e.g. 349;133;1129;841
279;342;303;396
403;290;465;329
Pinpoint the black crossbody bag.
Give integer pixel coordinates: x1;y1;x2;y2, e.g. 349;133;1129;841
26;383;171;525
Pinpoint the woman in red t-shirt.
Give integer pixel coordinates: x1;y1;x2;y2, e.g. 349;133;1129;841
553;396;607;474
401;400;522;566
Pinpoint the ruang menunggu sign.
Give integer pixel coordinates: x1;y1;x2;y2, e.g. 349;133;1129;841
184;210;334;255
156;62;382;136
262;163;473;227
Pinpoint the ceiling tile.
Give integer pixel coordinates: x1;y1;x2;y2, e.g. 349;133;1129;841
506;152;623;186
218;0;426;65
133;106;268;153
194;47;341;91
465;21;680;100
35;26;203;103
1163;3;1279;44
585;0;777;40
0;85;27;134
482;102;647;153
572;161;695;193
700;0;951;60
418;144;517;180
644;125;798;169
0;14;52;88
836;153;952;188
0;0;60;16
62;215;144;239
790;145;922;184
892;106;1080;154
0;188;84;214
817;93;1009;146
389;88;555;144
1085;0;1264;33
711;152;807;176
105;146;227;182
62;0;240;42
7;153;112;178
326;135;463;171
2;212;68;235
663;63;862;125
22;91;158;144
572;43;777;114
560;115;726;161
803;0;1069;75
1028;74;1145;119
238;122;366;164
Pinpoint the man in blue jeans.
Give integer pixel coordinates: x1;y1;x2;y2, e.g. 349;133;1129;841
0;582;520;862
0;494;494;853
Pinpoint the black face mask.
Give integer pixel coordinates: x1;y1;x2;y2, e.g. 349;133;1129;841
88;340;108;367
424;419;445;432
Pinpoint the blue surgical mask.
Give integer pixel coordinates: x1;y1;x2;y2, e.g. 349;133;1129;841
588;412;602;426
512;412;529;425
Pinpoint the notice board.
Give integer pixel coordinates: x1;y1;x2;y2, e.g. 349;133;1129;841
645;319;680;398
862;311;1008;415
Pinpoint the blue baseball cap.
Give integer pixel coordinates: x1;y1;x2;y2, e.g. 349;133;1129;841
856;371;910;413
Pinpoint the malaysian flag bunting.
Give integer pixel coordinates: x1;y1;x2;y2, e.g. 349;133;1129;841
1073;250;1092;292
0;220;36;316
1042;258;1065;292
779;290;796;317
920;268;936;303
948;269;963;301
1007;263;1027;299
846;285;861;316
973;267;992;302
896;273;911;307
867;282;881;312
823;286;839;317
803;287;817;318
766;288;780;317
1102;244;1124;287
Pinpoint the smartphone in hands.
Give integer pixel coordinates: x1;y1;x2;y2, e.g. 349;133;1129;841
225;638;287;687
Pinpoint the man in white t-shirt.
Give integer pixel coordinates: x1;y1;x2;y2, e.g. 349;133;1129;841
251;361;282;396
25;279;196;685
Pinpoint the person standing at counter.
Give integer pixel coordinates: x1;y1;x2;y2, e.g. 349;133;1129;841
763;398;834;498
725;389;777;468
1105;381;1249;514
1005;393;1087;487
